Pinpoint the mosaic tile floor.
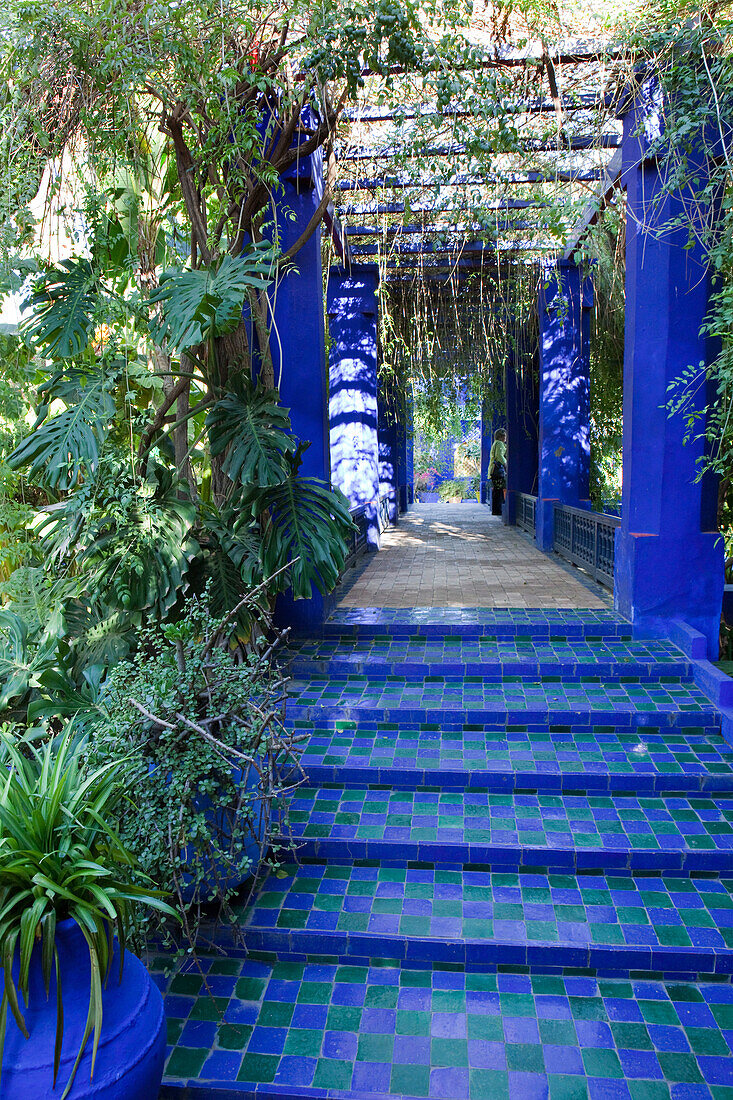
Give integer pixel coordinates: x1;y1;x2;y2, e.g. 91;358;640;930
160;602;733;1097
157;958;733;1100
325;606;624;637
239;862;733;975
285;677;715;727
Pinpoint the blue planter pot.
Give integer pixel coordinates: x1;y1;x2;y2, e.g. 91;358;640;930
180;764;265;902
3;918;165;1099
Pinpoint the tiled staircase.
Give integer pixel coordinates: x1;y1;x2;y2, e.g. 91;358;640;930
159;607;733;1099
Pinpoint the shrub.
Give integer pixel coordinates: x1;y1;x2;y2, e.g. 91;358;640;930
89;585;304;950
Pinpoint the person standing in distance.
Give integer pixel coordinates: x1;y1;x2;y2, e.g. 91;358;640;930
488;428;507;517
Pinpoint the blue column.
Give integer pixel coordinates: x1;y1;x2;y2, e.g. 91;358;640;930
269;142;330;632
535;261;592;550
328;264;381;549
396;394;414;512
504;350;539;526
615;84;722;655
378;379;400;525
270;149;329;482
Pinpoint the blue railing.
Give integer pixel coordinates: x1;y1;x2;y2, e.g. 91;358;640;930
516;493;537;537
553;503;619;590
344;497;393;571
344;504;370;570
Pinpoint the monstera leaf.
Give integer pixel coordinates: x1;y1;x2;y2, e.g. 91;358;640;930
81;468;197;617
8;368;115;490
259;472;354;599
149;244;276;352
206;376;295;488
201;506;263;587
62;599;134;677
0;611;57;713
21;258;101;358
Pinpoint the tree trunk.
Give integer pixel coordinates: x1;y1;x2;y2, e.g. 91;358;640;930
175;359;197;498
251;289;275;390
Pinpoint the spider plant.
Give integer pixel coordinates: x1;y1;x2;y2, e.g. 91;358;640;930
0;724;176;1098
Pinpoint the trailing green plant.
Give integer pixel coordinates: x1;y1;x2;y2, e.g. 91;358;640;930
88;584;305;950
0;723;175;1098
608;5;733;524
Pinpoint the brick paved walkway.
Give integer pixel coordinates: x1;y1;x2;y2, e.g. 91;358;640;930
337;504;609;608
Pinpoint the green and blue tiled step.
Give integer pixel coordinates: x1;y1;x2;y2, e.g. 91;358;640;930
284;637;691;683
285;677;717;728
287;788;733;873
239;862;733;977
157;957;733;1100
160;606;733;1096
299;722;733;793
322;607;629;639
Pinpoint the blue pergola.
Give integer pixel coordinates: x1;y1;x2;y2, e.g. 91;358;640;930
266;63;724;658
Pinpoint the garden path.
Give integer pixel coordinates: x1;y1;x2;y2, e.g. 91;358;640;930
337;504;609;609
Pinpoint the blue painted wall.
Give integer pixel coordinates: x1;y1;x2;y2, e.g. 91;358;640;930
615;80;723;655
536;261;592;549
504;350;539;525
328;265;381;549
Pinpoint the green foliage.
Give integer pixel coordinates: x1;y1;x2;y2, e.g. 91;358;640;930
0;571;123;725
61;600;134;678
207;377;296;487
258;463;355;599
149;247;276;353
91;590;303;947
437;478;465;501
0;610;56;714
201;506;263;588
80;466;197;617
8;367;115;491
0;725;175;1097
21;259;102;359
581;208;625;512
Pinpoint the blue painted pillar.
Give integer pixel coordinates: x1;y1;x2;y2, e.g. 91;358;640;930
396;394;414;512
271;148;329;482
377;378;400;525
504;350;539;526
615;84;722;655
535;261;592;550
328;264;381;549
269;140;330;633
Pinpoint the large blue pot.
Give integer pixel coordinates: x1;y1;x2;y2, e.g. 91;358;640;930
2;918;166;1098
179;764;265;902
